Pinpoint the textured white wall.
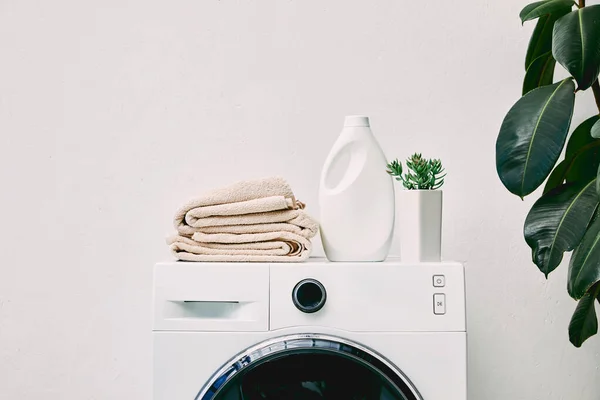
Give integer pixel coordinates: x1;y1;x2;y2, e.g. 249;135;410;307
1;0;600;398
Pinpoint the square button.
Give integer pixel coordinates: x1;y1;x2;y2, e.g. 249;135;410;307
434;293;446;315
433;275;445;287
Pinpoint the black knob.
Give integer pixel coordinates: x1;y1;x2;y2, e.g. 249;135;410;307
292;279;327;313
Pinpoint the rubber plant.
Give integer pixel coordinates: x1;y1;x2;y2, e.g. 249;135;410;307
495;0;600;347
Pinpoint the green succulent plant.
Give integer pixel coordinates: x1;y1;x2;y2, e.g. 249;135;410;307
386;153;445;190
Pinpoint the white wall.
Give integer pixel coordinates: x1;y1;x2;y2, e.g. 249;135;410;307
1;0;600;398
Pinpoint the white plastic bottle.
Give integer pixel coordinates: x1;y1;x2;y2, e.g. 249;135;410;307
318;115;395;262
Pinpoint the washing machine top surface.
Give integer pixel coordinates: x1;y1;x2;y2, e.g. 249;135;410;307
153;258;466;333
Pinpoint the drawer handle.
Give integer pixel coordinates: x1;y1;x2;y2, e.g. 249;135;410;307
165;300;244;319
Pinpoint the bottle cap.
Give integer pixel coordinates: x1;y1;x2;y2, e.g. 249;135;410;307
344;115;370;127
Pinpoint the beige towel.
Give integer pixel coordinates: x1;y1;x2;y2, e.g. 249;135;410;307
174;176;302;232
168;176;318;262
177;209;318;238
167;231;312;262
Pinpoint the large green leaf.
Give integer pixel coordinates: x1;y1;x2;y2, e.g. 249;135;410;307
543;116;600;193
565;116;600;156
496;79;576;197
569;283;600;347
553;5;600;91
525;179;598;277
523;52;556;95
526;7;573;70
566;117;600;183
568;214;600;299
520;0;575;24
544;160;568;193
592;119;600;139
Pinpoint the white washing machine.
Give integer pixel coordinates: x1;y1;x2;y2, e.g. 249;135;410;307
153;259;467;400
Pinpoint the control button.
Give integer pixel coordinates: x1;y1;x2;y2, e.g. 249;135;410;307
433;275;445;287
292;279;327;313
434;293;446;315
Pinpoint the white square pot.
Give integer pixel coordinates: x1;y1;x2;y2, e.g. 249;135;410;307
396;190;443;262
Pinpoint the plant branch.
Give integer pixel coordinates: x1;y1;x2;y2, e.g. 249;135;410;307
579;0;585;7
592;81;600;113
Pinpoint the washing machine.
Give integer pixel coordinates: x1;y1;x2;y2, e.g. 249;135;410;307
153;259;467;400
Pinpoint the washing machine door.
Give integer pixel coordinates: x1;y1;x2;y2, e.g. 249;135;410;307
196;334;423;400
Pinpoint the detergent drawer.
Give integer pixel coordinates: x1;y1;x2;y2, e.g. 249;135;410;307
153;262;269;332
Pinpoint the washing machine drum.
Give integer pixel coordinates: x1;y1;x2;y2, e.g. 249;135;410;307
197;335;422;400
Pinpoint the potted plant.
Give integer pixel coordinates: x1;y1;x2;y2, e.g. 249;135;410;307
386;153;446;262
495;0;600;347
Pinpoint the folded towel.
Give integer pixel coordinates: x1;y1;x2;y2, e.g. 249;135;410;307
177;209;318;238
174;176;302;231
167;231;312;262
168;176;318;262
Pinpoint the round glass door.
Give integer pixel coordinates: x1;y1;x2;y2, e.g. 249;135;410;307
196;334;422;400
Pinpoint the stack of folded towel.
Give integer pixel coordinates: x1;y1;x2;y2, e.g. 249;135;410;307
167;177;318;262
